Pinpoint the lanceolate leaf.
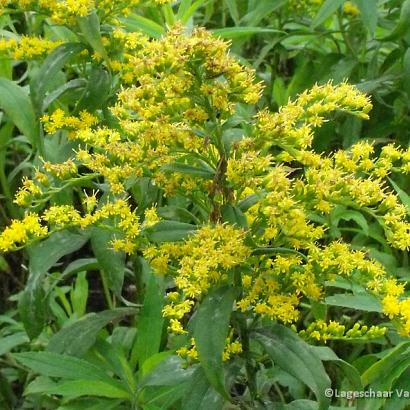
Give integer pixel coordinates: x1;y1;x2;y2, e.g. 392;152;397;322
30;42;85;113
193;285;237;399
361;342;410;410
253;325;331;410
75;66;112;112
46;308;136;356
91;227;126;295
77;12;108;62
0;332;29;356
310;346;363;396
139;356;197;387
388;177;410;217
354;0;378;37
13;351;114;382
19;230;89;339
161;162;215;179
29;379;131;400
0;78;40;152
325;294;382;312
312;0;345;28
212;27;284;39
130;274;164;368
144;221;197;243
120;14;165;38
28;230;89;278
182;367;224;410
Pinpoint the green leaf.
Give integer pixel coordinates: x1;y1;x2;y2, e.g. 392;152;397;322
76;66;111;112
379;0;410;41
388;178;410;217
353;0;378;37
42;78;87;111
77;11;108;61
34;394;122;410
221;204;247;228
362;343;410;386
19;230;89;339
0;332;29;356
238;193;261;211
14;352;113;382
325;294;382;312
161;4;176;26
120;14;165;38
28;230;89;278
32;379;131;400
157;206;200;224
91;227;125;295
212;27;284;39
62;258;99;278
272;77;287;107
140;356;197;387
70;271;88;317
330;207;369;236
144;221;197;243
310;346;363;394
18;285;46;340
224;0;240;25
403;48;410;97
253;325;331;410
92;339;136;393
131;274;164;368
141;351;173;377
161;162;215;179
182;367;224;410
176;0;193;20
0;56;12;79
194;285;237;399
312;0;345;28
361;343;410;410
0;78;40;151
177;0;207;23
46;308;136;357
30;42;85;113
241;0;286;26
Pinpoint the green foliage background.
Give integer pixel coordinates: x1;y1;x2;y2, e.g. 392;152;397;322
0;1;409;409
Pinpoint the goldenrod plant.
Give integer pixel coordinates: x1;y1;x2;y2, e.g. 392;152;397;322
0;1;409;409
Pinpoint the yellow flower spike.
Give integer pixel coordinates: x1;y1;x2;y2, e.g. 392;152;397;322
0;213;48;252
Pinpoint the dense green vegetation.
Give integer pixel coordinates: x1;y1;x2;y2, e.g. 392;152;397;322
0;1;409;409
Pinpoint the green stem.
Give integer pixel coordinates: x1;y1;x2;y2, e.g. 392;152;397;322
234;270;258;403
100;269;113;309
337;11;356;57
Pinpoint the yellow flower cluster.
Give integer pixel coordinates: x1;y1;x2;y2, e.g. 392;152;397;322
42;27;263;196
235;240;388;325
299;321;386;343
0;36;62;60
177;331;243;362
343;1;360;16
1;13;410;345
41;109;98;135
237;272;301;323
255;82;372;151
145;224;250;333
286;0;324;16
227;151;272;189
0;199;140;253
381;279;410;336
0;213;47;252
14;177;43;207
245;166;325;249
152;0;174;5
1;0;140;25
